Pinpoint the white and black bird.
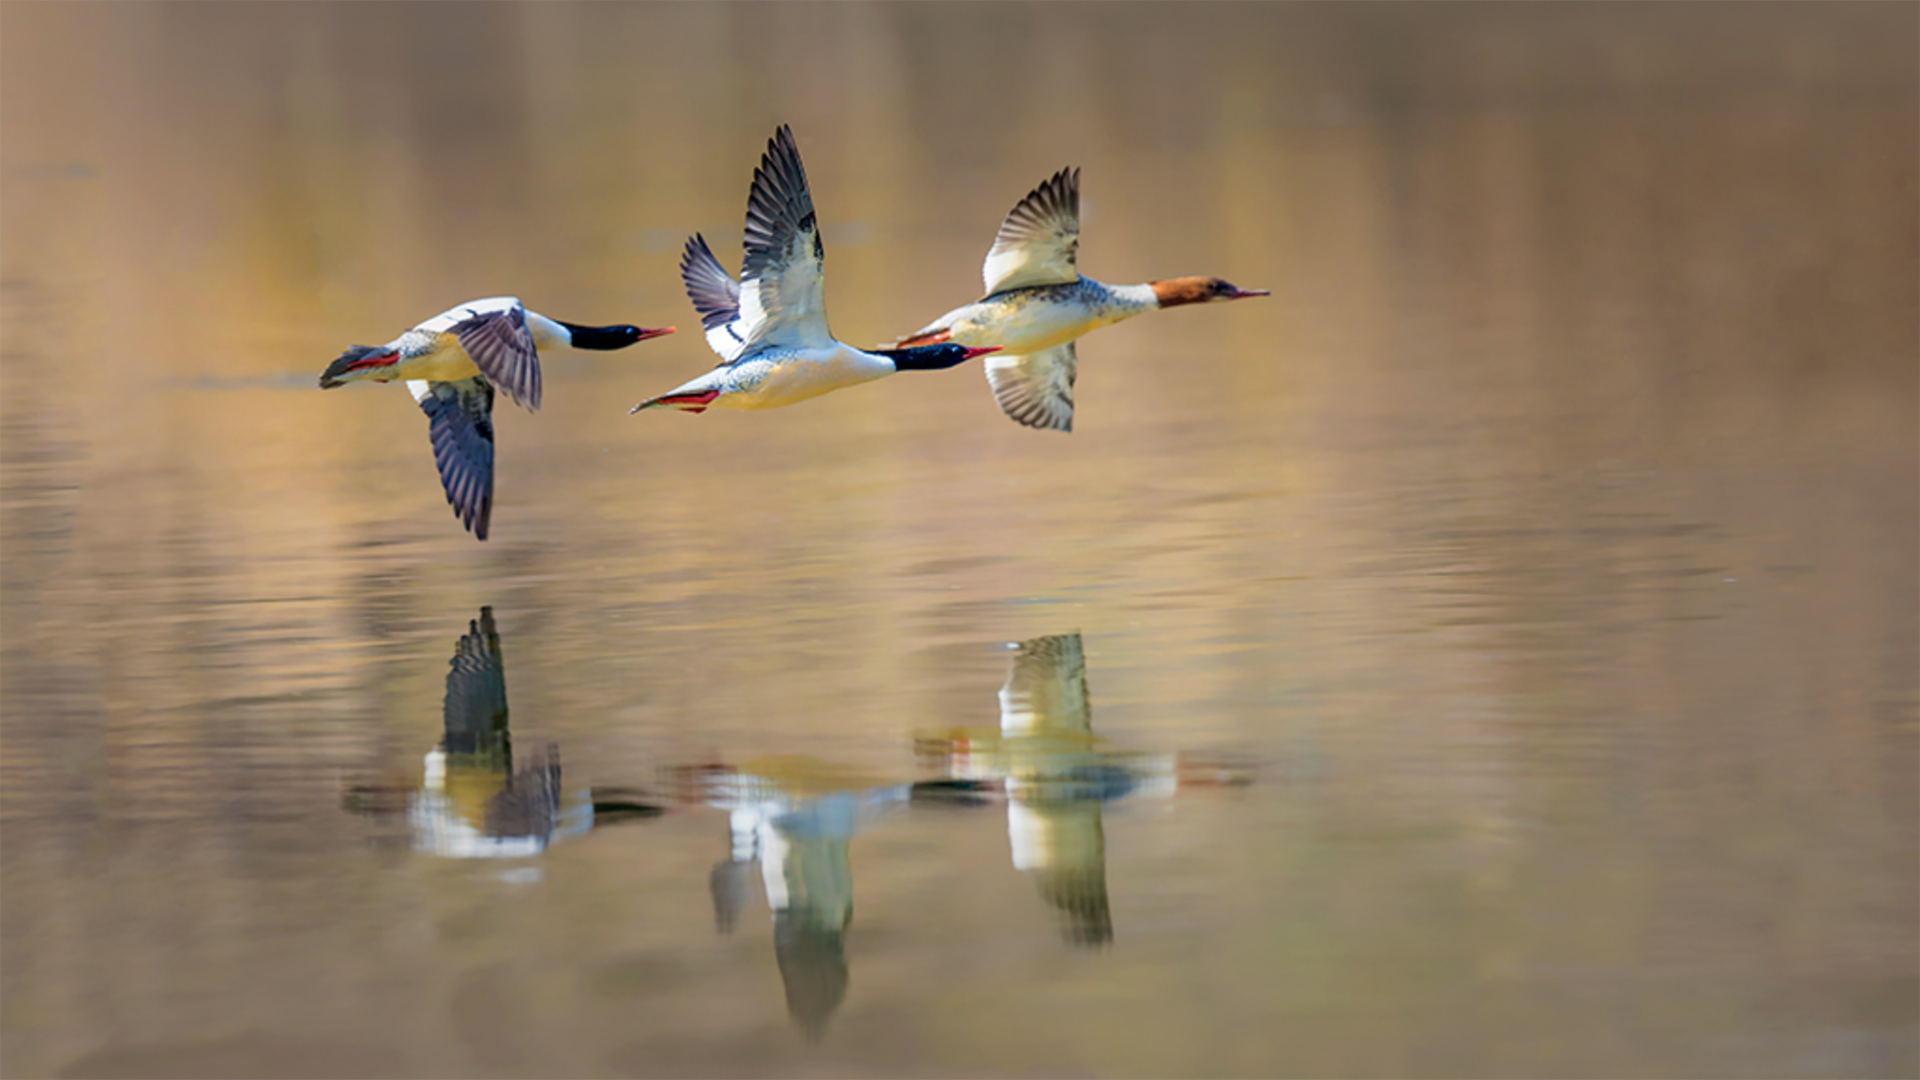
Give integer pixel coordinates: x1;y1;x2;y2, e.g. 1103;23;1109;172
631;126;999;415
320;297;673;539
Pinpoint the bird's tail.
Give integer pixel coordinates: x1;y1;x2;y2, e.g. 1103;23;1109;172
629;389;720;415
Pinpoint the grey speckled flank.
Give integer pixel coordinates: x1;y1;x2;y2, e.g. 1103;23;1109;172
933;275;1158;347
397;328;440;358
982;276;1139;313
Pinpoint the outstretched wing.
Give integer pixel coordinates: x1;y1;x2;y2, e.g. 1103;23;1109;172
680;233;749;363
444;606;509;740
999;632;1091;737
410;377;495;540
982;167;1080;296
1018;799;1114;947
448;301;542;412
734;125;833;352
985;342;1077;433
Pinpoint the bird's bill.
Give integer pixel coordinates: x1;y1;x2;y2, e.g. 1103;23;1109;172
959;345;1003;361
1223;286;1270;300
635;326;677;342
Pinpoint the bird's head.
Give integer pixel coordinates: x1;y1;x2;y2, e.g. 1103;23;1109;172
564;323;676;350
1148;277;1270;308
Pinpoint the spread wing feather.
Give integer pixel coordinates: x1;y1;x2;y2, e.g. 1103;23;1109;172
450;303;542;412
411;377;495;540
984;342;1077;433
1000;633;1091;736
982;167;1080;295
734;125;833;352
680;233;749;364
444;607;509;738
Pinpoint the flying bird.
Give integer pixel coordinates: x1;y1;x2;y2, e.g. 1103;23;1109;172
631;126;998;416
319;296;673;539
886;168;1267;432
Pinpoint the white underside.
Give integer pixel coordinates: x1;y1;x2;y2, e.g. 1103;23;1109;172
714;343;897;409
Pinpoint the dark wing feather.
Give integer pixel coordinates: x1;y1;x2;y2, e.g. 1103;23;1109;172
451;304;542;412
983;167;1081;295
412;377;496;540
444;607;509;740
735;125;832;351
680;233;749;363
486;744;562;842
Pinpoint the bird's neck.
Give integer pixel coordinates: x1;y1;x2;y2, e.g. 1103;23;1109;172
873;344;972;372
1105;278;1159;313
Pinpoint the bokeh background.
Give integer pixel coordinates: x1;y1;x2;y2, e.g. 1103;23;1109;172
2;3;1915;1077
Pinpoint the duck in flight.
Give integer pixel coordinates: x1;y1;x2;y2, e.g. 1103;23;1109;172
631;125;999;416
319;296;673;539
885;168;1268;432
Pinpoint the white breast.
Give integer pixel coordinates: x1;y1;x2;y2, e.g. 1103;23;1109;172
522;311;570;350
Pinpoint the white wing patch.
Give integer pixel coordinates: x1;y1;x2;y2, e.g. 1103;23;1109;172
415;296;521;335
985;342;1077;433
982;167;1080;296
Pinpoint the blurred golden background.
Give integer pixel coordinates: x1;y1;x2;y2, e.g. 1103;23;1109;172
2;4;1914;1077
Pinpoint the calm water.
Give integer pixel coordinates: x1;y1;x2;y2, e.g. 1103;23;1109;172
2;4;1916;1078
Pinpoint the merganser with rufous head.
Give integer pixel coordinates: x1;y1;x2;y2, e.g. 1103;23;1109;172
882;168;1267;432
630;126;999;417
319;297;672;539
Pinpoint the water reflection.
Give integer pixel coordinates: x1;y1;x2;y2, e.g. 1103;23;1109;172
342;608;659;858
671;633;1250;1036
917;634;1254;946
668;758;926;1040
349;615;1253;1036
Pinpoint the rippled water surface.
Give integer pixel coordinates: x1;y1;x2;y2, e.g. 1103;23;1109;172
2;4;1916;1078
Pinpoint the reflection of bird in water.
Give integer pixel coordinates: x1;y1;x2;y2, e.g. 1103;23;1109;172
630;126;1000;416
671;757;930;1040
318;297;673;539
996;633;1116;945
918;633;1253;946
882;168;1268;432
342;608;659;857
